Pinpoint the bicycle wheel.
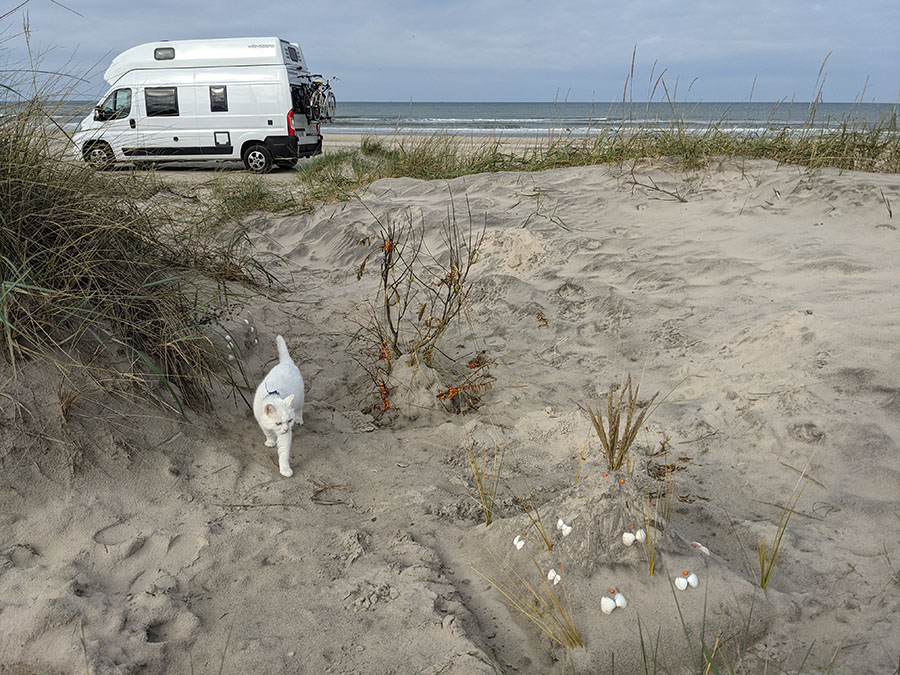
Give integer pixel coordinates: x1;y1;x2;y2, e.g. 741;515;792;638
308;90;322;121
324;91;336;121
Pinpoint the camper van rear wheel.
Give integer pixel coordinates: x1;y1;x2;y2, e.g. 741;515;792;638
84;143;114;170
243;144;274;173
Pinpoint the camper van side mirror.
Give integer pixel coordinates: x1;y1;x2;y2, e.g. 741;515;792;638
93;106;106;122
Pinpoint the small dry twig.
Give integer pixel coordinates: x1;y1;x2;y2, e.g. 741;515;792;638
310;478;353;505
626;163;691;202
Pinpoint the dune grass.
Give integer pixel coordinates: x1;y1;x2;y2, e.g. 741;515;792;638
473;554;582;649
202;174;300;226
296;106;899;208
466;440;506;526
0;102;273;412
293;54;898;205
583;375;660;472
513;482;555;552
757;461;820;590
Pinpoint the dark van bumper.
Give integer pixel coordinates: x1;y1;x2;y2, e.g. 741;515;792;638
299;136;323;157
265;135;323;159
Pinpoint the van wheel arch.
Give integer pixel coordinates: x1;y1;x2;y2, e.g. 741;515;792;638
83;142;115;170
241;143;273;174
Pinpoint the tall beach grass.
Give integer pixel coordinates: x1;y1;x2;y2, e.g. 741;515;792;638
297;57;897;207
298;110;898;207
0;99;272;412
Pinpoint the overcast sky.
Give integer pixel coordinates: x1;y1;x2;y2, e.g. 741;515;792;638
3;0;898;102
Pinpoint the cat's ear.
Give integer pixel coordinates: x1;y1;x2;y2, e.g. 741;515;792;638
264;404;277;416
283;394;295;406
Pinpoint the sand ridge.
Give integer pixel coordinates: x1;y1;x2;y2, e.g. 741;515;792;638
1;158;898;673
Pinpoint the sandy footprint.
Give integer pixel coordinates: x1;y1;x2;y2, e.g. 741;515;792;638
3;543;40;569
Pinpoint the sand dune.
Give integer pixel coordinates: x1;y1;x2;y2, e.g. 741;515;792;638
1;159;898;673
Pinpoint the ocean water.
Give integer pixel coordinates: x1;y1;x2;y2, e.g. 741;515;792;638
327;101;898;137
8;99;898;137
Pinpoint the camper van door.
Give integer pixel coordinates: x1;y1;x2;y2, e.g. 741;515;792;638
93;86;140;158
132;75;203;158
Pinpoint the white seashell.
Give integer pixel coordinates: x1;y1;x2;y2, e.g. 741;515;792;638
227;354;235;361
622;532;636;546
249;326;255;333
635;528;646;543
561;525;572;537
224;334;233;341
547;569;561;585
687;573;699;588
600;596;616;614
614;592;627;608
557;518;565;530
675;576;688;591
254;338;259;344
243;319;249;324
513;535;525;550
691;541;710;556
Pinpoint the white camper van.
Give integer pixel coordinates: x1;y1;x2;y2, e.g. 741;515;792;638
72;37;329;172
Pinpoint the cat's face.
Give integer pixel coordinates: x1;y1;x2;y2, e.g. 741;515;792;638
264;395;295;434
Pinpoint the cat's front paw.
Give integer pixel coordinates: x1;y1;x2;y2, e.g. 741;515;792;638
265;440;277;447
280;466;294;478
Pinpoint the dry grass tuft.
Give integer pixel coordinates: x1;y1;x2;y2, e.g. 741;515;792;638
473;554;582;649
583;375;659;472
513;483;554;552
466;440;506;526
758;460;820;590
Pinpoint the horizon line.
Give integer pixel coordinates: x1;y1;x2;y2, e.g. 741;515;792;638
16;98;899;106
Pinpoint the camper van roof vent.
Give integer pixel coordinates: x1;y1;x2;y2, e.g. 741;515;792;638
154;47;175;60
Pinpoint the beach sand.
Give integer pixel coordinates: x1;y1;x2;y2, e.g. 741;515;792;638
322;132;549;154
1;150;898;673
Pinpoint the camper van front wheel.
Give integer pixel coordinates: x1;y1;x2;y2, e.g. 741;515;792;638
84;143;114;170
242;145;274;173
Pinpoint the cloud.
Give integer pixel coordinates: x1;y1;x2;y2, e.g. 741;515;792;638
2;0;897;101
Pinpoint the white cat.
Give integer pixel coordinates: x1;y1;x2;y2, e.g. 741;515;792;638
253;335;305;477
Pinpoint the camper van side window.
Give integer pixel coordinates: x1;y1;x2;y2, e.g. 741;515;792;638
209;86;228;112
145;87;179;117
287;46;299;62
154;47;175;60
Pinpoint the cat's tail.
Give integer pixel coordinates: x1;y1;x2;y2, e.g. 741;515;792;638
275;335;291;363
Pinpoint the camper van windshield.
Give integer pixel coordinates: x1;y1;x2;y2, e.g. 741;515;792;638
96;88;131;121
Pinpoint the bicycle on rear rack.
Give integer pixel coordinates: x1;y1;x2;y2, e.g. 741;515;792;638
306;75;337;122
